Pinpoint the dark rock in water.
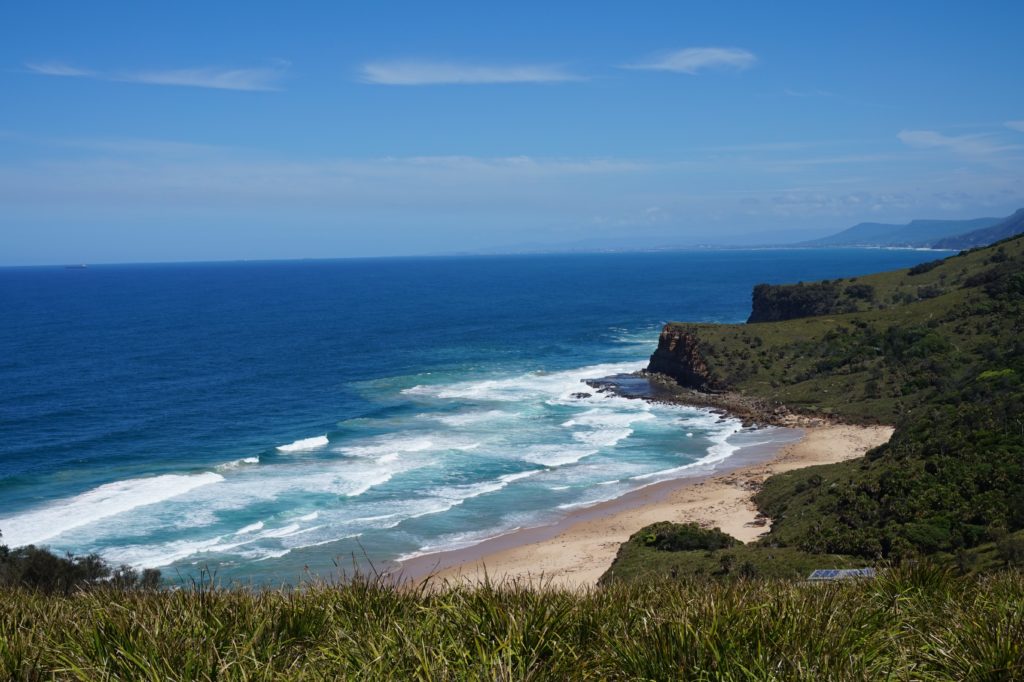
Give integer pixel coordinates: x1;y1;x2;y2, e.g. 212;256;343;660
587;375;671;401
571;392;592;399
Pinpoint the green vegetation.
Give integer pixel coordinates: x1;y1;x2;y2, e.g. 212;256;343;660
0;567;1021;679
746;280;872;322
3;238;1022;679
602;523;857;583
656;235;1024;565
632;521;740;552
0;532;161;595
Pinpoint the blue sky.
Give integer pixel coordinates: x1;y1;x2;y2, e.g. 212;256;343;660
2;1;1023;264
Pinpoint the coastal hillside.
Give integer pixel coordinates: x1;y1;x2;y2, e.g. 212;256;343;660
802;215;1001;247
933;208;1024;250
642;234;1024;566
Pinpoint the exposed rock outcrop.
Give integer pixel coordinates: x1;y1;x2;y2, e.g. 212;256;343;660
642;324;800;426
646;325;721;391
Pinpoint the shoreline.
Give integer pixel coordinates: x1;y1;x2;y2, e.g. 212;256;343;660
399;422;892;589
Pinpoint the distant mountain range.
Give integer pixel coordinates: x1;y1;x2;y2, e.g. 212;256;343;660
794;214;1003;248
931;208;1024;249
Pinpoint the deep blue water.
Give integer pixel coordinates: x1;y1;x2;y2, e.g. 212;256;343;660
0;249;944;582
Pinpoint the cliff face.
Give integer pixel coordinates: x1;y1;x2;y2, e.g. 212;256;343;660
647;325;721;391
747;282;860;323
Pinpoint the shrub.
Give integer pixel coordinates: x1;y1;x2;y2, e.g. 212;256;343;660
632;522;741;552
908;258;945;275
0;530;160;594
846;283;876;301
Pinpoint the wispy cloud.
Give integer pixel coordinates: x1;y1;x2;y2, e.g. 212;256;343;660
623;47;756;74
1006;120;1024;133
897;129;1021;157
25;61;286;91
25;62;96;77
3;131;1023;258
0;141;651;208
359;59;580;85
116;67;284;91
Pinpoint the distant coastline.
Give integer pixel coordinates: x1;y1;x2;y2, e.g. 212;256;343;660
0;243;960;269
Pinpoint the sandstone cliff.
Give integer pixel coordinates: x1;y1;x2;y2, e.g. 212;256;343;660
646;325;721;391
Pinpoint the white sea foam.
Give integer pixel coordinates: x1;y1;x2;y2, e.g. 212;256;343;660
521;444;599;467
572;427;634;448
344;470;395;497
435;409;510;426
558;408;654;450
0;472;224;547
107;517;337;568
259;523;302;539
103;536;229;569
430;470;541;504
339;434;479;459
556;490;627;511
561;408;654;429
297;511;320;521
704;421;744;465
276;435;329;452
403;361;645;403
349;513;400;524
501;470;542;484
339;436;434;457
215;456;260;472
610;329;661;346
630;416;744;482
401;471;544;524
302;533;362;549
397;525;526;561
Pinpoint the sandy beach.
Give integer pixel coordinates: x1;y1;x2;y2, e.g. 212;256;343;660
402;422;893;589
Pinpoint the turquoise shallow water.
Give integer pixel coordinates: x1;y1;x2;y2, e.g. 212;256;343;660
0;249;944;583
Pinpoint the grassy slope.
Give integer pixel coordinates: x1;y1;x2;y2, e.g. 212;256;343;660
637;236;1024;569
678;237;1024;423
2;569;1022;679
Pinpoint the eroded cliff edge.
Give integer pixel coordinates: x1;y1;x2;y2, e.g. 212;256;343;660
646;326;721;392
640;323;798;426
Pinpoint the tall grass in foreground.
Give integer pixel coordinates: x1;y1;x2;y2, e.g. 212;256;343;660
1;566;1021;680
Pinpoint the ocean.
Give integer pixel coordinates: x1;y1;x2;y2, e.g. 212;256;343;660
0;248;943;583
